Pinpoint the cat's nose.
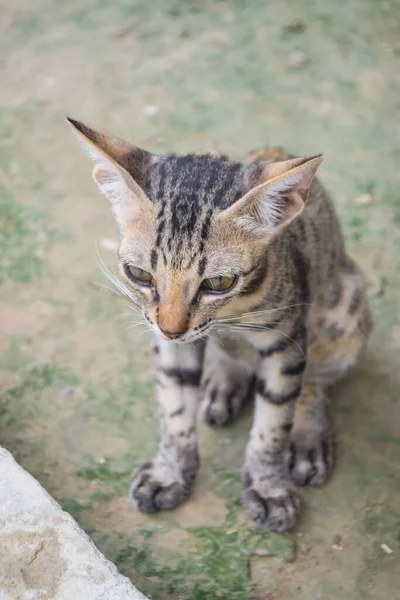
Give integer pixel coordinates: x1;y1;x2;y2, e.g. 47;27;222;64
159;328;185;340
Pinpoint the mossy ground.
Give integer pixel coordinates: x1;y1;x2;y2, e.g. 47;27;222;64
1;1;400;598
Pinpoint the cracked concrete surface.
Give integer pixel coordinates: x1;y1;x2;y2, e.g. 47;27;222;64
0;448;147;600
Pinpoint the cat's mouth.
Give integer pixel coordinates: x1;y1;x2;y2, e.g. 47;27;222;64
178;320;214;343
161;329;209;344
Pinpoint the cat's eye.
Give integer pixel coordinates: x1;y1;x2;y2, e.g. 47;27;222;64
201;274;238;294
124;264;154;286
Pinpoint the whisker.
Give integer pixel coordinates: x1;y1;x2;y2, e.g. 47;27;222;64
267;328;306;359
126;322;148;332
223;323;306;358
207;331;228;351
218;320;283;327
120;306;141;317
215;303;311;323
94;246;140;307
124;317;148;326
92;281;122;297
120;302;141;314
196;333;208;344
117;312;140;320
136;328;152;341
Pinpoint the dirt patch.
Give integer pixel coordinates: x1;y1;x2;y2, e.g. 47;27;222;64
91;496;145;532
172;489;227;528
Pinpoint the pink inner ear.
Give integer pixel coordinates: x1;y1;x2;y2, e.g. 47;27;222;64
283;191;305;220
296;187;309;203
93;164;112;185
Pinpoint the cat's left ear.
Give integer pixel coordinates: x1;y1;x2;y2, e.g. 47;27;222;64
219;155;323;234
67;117;156;226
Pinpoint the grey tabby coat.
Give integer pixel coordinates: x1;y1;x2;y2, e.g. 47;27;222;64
68;119;371;532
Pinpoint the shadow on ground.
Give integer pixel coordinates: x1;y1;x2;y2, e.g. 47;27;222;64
1;1;400;598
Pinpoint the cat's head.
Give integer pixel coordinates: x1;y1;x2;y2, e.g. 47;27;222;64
68;118;322;342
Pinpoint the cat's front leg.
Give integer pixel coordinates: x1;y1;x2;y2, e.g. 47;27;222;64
130;337;205;513
242;336;306;532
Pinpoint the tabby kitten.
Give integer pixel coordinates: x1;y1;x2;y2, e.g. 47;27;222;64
68;118;371;532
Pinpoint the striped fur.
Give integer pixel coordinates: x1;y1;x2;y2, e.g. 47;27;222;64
69;120;372;532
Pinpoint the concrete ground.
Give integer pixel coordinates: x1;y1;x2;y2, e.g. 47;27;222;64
1;1;400;598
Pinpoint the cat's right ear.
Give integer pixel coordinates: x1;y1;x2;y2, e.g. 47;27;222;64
66;117;155;226
218;155;322;235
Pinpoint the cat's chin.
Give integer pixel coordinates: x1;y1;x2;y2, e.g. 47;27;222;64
177;336;201;344
170;333;203;344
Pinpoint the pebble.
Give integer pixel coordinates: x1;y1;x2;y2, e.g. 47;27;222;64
332;534;343;550
380;543;393;555
143;105;159;117
286;50;309;69
284;19;306;33
62;387;75;400
353;193;373;207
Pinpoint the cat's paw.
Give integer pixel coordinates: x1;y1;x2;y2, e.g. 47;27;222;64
201;369;255;426
287;427;334;486
130;459;192;513
242;476;300;532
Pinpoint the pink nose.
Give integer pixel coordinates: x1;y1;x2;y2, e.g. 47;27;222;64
160;328;185;340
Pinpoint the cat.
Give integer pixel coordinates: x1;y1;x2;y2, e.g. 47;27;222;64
68;118;372;532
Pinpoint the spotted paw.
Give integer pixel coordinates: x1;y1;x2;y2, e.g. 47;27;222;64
130;457;195;513
242;481;300;532
287;427;334;486
201;368;255;426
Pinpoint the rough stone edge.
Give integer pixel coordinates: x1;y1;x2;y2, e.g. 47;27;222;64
0;446;149;600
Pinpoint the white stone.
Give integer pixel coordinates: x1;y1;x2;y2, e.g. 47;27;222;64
353;193;373;207
285;50;309;68
0;447;148;600
143;105;159;117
